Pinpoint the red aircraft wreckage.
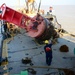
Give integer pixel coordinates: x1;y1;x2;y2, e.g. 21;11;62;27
0;3;61;42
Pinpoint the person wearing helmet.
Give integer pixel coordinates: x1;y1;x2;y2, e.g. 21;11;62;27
44;40;53;66
49;6;55;15
49;6;53;13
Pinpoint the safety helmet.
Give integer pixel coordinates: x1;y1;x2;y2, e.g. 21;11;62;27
45;40;49;44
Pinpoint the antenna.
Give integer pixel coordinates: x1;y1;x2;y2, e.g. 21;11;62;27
38;0;41;13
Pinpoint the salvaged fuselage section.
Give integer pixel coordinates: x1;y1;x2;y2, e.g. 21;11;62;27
27;15;58;41
0;4;59;41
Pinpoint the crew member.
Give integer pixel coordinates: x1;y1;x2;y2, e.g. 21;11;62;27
44;40;53;66
49;6;53;15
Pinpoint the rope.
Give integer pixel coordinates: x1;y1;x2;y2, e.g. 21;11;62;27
20;65;75;70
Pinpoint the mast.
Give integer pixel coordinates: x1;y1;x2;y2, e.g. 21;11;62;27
18;0;20;6
25;0;36;13
38;0;41;13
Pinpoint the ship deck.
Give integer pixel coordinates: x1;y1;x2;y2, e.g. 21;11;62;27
0;28;75;75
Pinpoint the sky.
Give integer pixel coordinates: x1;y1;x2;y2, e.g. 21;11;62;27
0;0;75;6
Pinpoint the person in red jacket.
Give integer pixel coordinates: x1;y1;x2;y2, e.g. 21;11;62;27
44;40;53;66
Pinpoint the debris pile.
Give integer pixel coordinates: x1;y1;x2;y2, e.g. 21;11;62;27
24;68;36;74
27;68;36;74
63;69;75;75
22;57;32;64
59;45;69;52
